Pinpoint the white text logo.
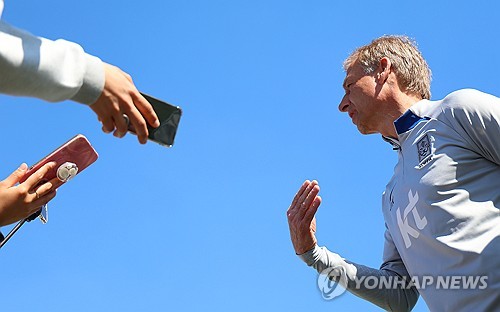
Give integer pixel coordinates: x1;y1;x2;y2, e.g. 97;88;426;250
396;190;427;248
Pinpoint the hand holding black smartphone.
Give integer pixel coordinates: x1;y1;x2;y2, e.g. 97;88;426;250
127;93;182;147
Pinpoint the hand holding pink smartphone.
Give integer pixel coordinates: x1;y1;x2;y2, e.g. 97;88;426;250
0;135;99;248
20;134;98;223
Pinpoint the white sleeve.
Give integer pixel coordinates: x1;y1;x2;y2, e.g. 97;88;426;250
442;89;500;165
0;19;104;105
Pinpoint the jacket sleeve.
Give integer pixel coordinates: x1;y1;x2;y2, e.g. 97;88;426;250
298;230;419;312
0;19;104;105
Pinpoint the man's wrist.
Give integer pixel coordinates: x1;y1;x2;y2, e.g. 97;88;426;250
297;244;320;266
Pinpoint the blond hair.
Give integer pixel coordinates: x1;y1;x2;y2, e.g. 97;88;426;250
344;35;432;100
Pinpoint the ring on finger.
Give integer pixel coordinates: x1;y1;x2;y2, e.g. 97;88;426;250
35;190;40;199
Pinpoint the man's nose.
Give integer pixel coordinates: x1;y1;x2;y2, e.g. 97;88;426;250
338;94;349;112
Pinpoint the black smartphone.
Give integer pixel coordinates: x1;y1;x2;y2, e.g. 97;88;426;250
128;93;182;147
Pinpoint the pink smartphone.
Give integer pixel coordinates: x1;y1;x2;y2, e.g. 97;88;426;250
19;134;99;184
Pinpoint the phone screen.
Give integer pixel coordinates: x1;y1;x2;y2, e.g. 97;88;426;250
129;93;182;147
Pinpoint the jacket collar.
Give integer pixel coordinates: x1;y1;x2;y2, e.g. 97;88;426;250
394;109;430;135
382;109;430;150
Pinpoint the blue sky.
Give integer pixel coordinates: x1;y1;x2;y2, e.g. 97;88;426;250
1;1;499;311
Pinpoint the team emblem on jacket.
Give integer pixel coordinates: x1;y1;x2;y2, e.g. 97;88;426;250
416;134;433;169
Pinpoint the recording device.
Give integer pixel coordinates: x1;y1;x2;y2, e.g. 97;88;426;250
126;93;182;147
19;134;98;185
0;134;99;249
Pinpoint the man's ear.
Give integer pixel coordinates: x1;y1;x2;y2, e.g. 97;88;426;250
376;57;392;84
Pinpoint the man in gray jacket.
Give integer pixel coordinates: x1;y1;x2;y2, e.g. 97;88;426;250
287;35;499;311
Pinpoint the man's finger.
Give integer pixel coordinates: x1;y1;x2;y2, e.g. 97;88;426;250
296;184;320;220
303;196;322;224
303;184;320;209
288;180;310;213
296;180;318;210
